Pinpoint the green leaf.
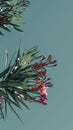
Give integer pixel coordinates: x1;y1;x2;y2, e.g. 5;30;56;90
17;97;30;110
7;80;23;87
7;91;22;109
0;31;4;36
13;26;23;32
5;99;7;119
20;46;42;68
7;90;21;109
0;25;11;32
24;46;38;55
0;90;21;109
8;102;24;125
0;67;10;78
0;109;4;119
22;92;34;101
13;47;21;67
0;90;7;97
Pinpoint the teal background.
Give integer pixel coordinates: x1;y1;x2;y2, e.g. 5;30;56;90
0;0;73;129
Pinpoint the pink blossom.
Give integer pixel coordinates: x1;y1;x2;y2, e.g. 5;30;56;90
36;70;46;77
38;98;47;105
0;97;4;109
39;86;48;100
33;55;57;69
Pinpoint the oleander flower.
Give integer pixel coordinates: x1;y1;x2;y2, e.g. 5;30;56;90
31;78;53;105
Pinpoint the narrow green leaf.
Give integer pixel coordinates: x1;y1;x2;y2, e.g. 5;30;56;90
0;25;11;32
0;109;4;119
17;97;30;110
0;31;4;36
5;99;7;119
0;67;10;78
8;102;24;125
8;90;21;109
0;90;21;109
13;26;23;32
23;92;34;101
7;80;23;87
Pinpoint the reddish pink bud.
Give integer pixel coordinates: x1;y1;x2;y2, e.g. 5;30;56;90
31;87;39;91
37;70;46;76
38;99;47;105
45;82;53;87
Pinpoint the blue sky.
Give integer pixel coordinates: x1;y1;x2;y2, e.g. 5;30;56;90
0;0;73;130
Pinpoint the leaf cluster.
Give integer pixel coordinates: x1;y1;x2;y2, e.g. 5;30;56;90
0;46;43;123
0;0;29;35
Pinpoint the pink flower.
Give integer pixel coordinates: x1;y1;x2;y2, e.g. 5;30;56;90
0;97;4;109
39;86;48;100
31;75;54;105
33;55;57;69
31;87;39;91
31;85;48;100
38;98;47;105
31;79;49;105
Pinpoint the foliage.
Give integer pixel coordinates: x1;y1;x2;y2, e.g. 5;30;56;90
0;46;57;123
0;0;57;124
0;0;30;35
